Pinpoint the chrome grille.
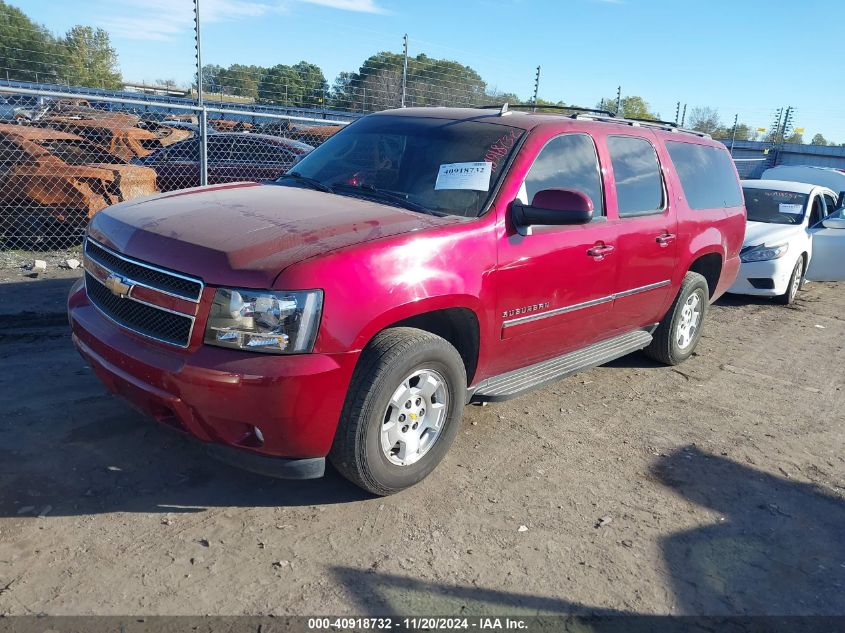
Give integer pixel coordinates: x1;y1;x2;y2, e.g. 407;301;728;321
84;239;203;302
85;272;194;347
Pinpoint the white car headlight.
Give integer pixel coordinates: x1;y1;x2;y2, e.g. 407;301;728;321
204;288;323;354
740;242;789;263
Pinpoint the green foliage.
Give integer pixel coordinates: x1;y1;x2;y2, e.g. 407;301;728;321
331;52;491;112
810;133;827;146
785;132;804;145
61;26;122;89
597;95;658;119
0;2;121;87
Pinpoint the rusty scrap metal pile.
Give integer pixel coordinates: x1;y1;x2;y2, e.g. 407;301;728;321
0;96;342;251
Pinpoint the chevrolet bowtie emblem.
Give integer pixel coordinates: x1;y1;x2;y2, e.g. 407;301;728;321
104;274;132;298
409;413;418;421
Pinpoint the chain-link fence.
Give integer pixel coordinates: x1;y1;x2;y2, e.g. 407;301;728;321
0;86;349;253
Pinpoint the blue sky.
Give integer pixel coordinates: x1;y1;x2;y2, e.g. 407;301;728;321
19;0;845;142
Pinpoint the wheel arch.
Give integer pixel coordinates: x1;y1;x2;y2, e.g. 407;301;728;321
688;250;723;299
352;300;483;386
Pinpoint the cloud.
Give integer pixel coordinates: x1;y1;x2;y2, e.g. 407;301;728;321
300;0;387;13
96;0;276;41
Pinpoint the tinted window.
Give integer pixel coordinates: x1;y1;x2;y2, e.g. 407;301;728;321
743;188;808;225
666;141;743;210
165;139;198;161
290;116;525;218
607;136;664;217
522;134;604;216
809;195;825;226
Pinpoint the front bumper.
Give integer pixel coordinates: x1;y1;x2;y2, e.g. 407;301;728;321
68;280;359;469
728;256;798;297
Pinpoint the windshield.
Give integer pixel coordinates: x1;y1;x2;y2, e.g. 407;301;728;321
281;115;524;217
743;187;808;225
34;138;123;165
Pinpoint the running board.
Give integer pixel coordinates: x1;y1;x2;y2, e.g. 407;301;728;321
470;329;653;402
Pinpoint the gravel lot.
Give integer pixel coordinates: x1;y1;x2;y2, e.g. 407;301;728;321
0;272;843;616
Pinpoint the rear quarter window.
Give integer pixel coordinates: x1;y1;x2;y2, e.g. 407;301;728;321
665;141;743;210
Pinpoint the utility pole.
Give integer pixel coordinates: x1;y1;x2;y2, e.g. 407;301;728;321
680;104;687;127
531;66;541;112
674;101;681;125
614;86;622;116
194;0;208;186
401;33;408;107
780;106;794;143
729;113;739;156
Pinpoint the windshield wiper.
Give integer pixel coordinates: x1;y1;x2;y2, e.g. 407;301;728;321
331;183;441;216
276;172;333;193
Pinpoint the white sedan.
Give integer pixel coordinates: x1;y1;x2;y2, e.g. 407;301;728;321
729;179;845;304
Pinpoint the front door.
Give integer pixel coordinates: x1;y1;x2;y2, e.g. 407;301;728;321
807;209;845;281
492;132;619;376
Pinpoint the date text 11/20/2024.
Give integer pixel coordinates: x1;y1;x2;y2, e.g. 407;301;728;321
307;617;529;630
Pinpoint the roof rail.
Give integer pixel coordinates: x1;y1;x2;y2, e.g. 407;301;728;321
480;103;618;118
569;112;711;138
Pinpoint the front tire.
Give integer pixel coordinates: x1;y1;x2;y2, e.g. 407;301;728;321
777;257;803;305
329;327;466;496
643;272;709;366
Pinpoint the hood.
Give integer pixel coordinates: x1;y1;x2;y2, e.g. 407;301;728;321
88;182;459;288
743;221;803;248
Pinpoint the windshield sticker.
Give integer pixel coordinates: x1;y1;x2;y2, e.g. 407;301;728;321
779;203;803;215
435;162;492;191
484;129;520;171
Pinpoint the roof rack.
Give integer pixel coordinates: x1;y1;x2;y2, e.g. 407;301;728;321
480;103;618;118
569;112;711;138
478;103;711;139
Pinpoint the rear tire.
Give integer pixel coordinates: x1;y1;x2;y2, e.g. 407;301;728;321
777;257;803;305
329;327;466;496
643;272;709;366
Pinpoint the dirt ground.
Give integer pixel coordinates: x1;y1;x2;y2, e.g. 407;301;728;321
0;272;843;617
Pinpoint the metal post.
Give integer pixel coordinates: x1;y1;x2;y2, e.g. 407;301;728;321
401;33;408;107
680;104;687;127
615;86;622;116
532;66;541;112
194;0;208;187
674;101;680;125
729;113;738;156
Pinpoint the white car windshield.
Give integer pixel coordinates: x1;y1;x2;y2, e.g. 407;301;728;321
743;188;808;225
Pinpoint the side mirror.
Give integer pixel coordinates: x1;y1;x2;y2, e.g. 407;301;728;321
821;216;845;230
511;189;593;236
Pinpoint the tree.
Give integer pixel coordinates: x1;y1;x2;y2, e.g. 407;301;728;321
0;1;64;83
785;132;804;144
258;64;303;105
331;52;491;112
811;133;828;146
688;106;722;135
292;61;328;107
60;26;122;89
597;95;658;119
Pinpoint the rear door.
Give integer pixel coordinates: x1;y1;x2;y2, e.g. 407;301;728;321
603;132;678;329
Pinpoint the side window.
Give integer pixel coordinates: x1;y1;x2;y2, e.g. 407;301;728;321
808;195;825;226
607;136;664;217
167;139;199;161
822;193;838;217
521;133;604;216
665;141;744;210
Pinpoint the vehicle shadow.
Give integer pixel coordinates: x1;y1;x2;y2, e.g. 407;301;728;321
329;565;629;617
651;446;845;615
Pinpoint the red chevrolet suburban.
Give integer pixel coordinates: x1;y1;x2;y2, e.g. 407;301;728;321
68;106;746;495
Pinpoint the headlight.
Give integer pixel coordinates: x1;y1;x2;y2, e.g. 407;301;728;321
204;288;323;354
740;242;789;263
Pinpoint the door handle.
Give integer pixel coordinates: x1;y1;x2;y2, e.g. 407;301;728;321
656;232;676;247
587;243;615;258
